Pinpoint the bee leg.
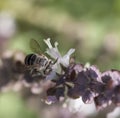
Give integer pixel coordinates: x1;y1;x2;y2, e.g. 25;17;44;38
41;72;45;77
36;69;46;77
30;69;34;75
30;68;41;77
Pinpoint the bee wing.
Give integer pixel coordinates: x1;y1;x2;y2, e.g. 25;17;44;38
30;39;42;54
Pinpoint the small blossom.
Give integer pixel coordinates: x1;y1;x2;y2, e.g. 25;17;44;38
85;65;102;82
60;49;75;67
94;94;110;109
45;96;58;104
94;70;120;109
46;64;83;101
112;85;120;105
69;65;104;103
44;38;75;71
101;70;120;87
47;85;65;101
82;89;95;104
44;38;61;58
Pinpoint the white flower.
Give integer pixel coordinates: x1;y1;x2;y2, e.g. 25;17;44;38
44;38;75;73
44;38;61;58
66;98;96;116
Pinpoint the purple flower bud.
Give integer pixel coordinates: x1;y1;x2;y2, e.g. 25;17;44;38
82;89;94;104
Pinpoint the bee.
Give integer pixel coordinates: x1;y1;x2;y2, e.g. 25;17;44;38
24;39;57;77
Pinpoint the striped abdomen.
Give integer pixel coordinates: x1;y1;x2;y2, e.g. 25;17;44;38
24;53;51;67
24;54;37;65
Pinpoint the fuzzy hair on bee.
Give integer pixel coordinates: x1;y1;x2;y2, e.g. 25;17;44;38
24;39;57;77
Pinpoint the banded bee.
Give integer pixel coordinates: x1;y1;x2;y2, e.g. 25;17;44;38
24;39;57;77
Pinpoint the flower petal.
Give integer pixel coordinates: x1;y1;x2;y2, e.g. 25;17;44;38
44;38;61;59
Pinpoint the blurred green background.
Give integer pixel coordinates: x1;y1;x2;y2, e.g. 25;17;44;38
0;0;120;118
